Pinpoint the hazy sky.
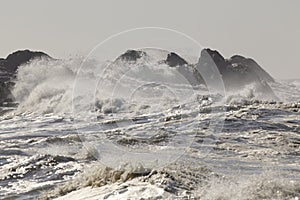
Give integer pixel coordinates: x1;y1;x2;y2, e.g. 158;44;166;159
0;0;299;79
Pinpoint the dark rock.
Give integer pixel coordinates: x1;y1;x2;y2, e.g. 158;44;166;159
118;50;146;61
196;48;275;88
195;48;277;99
113;48;275;98
0;50;52;105
164;52;200;85
229;55;274;82
0;82;13;104
165;52;188;67
201;49;227;70
0;49;51;73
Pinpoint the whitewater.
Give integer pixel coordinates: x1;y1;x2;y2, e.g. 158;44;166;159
0;50;300;200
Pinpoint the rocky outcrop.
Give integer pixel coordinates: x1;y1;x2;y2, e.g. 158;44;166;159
195;48;277;99
118;50;146;61
114;49;275;92
196;48;275;88
0;50;52;105
0;50;51;73
165;52;188;67
228;55;274;82
0;48;277;106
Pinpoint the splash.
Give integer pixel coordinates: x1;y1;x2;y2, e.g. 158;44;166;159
12;58;80;114
8;51;298;117
198;171;300;200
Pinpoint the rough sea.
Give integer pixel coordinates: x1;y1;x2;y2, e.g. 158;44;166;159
0;50;299;200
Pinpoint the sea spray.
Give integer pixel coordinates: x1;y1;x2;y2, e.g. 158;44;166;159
12;58;79;114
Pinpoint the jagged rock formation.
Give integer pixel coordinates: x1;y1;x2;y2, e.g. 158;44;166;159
115;48;276;99
196;49;275;90
0;48;277;106
0;50;52;105
118;50;146;61
0;50;50;73
165;52;188;67
229;55;274;82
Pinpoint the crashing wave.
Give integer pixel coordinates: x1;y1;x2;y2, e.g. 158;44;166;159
0;48;297;118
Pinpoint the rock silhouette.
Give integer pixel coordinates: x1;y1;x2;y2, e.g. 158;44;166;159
0;50;51;73
0;48;277;106
165;52;188;67
119;50;146;61
197;49;275;89
0;50;52;105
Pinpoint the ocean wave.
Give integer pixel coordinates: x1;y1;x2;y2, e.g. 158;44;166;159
199;171;300;200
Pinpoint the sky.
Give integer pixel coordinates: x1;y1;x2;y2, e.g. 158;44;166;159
0;0;299;79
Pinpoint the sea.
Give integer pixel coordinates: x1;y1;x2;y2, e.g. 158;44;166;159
0;51;299;200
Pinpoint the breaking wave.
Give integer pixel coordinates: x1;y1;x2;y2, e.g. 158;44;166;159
199;171;300;200
12;58;80;114
1;53;299;199
41;162;300;200
8;56;299;118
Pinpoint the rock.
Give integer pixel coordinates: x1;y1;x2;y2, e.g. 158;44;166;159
228;55;274;82
118;50;146;61
164;52;203;85
113;48;275;98
0;50;52;105
0;82;13;105
165;52;188;67
196;48;275;90
0;49;51;73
